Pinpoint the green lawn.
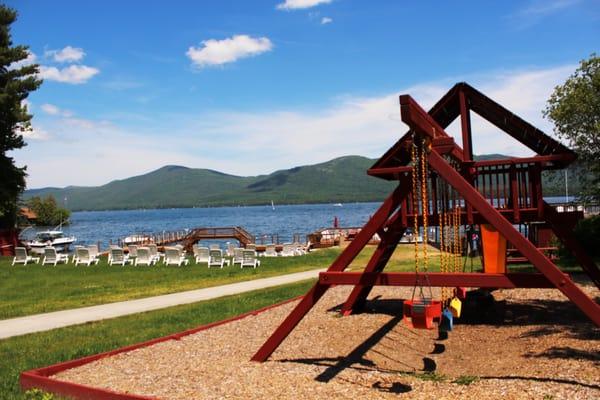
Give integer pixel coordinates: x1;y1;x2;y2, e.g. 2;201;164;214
4;242;583;320
0;250;341;319
0;244;470;319
1;279;315;400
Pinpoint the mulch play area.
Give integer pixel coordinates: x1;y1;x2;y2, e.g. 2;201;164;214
30;280;600;399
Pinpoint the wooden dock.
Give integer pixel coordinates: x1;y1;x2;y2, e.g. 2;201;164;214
122;227;256;252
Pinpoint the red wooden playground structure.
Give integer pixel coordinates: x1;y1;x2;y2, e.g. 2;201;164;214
252;82;600;362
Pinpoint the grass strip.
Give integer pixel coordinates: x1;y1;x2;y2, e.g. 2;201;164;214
1;279;315;400
0;249;339;319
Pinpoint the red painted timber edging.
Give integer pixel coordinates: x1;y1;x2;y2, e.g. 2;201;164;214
20;295;303;400
319;272;562;288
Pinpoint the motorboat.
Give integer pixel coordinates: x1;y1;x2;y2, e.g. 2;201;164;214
123;234;152;245
26;230;76;253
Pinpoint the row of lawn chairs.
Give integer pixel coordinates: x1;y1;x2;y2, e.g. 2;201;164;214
243;243;307;257
116;244;261;268
12;244;268;269
11;246;96;267
193;245;260;268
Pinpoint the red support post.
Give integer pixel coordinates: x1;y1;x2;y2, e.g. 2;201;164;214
427;150;600;326
251;184;405;362
340;219;406;316
509;164;520;223
544;202;600;290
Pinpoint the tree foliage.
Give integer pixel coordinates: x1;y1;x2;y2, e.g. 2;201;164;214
26;195;71;226
0;5;42;228
544;54;600;200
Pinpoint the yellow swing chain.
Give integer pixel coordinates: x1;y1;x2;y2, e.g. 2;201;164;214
439;199;446;302
411;138;430;275
421;141;429;273
411;141;420;274
454;204;461;273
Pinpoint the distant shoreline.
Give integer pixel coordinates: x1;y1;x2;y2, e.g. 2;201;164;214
66;195;576;214
67;199;383;213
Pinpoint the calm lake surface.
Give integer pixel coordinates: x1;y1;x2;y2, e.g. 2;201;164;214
22;196;570;249
42;203;381;248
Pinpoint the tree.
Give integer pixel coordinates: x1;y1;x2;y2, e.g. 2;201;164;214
544;54;600;201
26;195;71;226
0;5;42;229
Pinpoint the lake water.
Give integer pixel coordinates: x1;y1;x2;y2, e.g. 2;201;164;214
29;203;381;249
21;196;571;250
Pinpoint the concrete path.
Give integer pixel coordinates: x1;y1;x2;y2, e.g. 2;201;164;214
0;268;324;340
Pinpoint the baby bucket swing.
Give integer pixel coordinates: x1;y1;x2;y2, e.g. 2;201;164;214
402;136;442;329
402;135;463;332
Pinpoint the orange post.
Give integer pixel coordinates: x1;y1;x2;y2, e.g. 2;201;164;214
481;224;507;273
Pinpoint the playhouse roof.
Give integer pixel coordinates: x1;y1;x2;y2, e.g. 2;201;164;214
370;82;575;178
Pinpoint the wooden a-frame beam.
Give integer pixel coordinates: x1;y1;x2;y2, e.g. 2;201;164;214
426;150;600;326
251;182;407;362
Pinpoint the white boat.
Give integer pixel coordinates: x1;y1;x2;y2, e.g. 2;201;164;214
26;230;76;254
123;234;152;245
333;203;343;207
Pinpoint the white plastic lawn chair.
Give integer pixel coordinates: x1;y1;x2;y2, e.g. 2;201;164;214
71;245;84;263
135;247;155;266
147;244;162;263
293;242;308;255
128;245;138;261
208;249;230;268
280;243;295;257
88;244;99;260
42;247;69;266
12;247;40;266
164;247;189;266
109;247;130;266
226;242;236;257
193;245;210;266
232;248;244;266
241;249;260;269
264;244;278;257
75;247;99;266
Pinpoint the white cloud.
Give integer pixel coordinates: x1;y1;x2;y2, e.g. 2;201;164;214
39;65;100;84
18;64;576;188
9;50;37;69
517;0;580;17
186;35;273;68
509;0;581;28
171;64;574;175
41;103;73;117
321;17;333;24
276;0;332;10
40;103;60;115
20;125;50;141
45;46;85;63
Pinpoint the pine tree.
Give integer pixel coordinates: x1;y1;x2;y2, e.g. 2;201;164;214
0;5;42;228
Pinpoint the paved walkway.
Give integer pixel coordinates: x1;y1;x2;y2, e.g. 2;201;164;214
0;269;324;340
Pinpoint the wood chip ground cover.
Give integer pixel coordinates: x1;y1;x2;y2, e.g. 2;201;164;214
55;282;600;399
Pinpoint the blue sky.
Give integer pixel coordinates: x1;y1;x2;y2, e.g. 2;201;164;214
6;0;600;188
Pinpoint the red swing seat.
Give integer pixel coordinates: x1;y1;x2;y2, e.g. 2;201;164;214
403;299;442;329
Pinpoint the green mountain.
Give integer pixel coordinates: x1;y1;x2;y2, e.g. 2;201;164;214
23;154;583;211
23;156;396;211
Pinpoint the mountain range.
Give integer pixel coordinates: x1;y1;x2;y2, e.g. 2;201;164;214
23;155;582;211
